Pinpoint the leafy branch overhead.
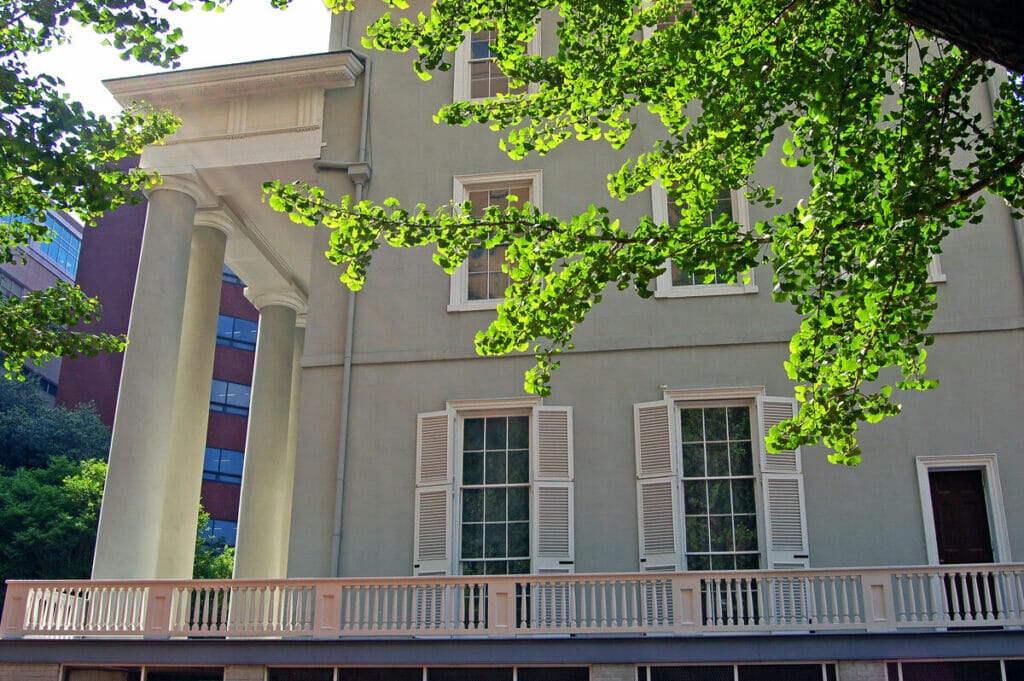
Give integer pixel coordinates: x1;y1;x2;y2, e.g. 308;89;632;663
264;0;1024;465
0;0;237;374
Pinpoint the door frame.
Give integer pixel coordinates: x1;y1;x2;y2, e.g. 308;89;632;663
916;454;1012;566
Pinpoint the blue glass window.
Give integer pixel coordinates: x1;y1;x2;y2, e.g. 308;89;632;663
209;379;251;416
203;447;244;484
216;315;258;351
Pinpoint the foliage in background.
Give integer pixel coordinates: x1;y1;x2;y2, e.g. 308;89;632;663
0;459;234;596
193;507;235;580
266;0;1024;464
0;378;110;470
0;457;106;593
0;0;240;375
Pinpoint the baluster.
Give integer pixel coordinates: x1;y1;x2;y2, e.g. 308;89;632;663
971;571;985;622
839;575;850;624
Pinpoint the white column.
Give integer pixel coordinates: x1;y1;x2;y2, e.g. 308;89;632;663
155;211;235;578
233;289;305;579
277;320;305;576
93;178;208;579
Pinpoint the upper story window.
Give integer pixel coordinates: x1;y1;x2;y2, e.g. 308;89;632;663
453;28;541;102
1;213;82;278
651;184;758;298
448;170;542;312
0;272;25;299
635;389;808;573
210;379;251;416
413;398;574;577
216;314;258;351
203;446;244;484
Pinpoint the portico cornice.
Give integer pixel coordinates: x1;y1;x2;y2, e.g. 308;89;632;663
104;51;364;107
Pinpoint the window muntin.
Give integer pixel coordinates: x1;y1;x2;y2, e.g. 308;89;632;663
450;171;542;311
468;30;528;99
466;182;530;302
667;190;734;287
651;184;757;297
680;405;759;570
209;379;251;416
454;28;540;102
460;415;531;575
203;447;243;484
216;315;258;351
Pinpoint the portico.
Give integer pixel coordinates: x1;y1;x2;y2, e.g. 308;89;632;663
91;52;364;580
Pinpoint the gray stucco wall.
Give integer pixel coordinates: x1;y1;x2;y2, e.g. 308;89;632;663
287;3;1024;578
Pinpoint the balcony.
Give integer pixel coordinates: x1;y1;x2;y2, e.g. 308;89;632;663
2;564;1022;640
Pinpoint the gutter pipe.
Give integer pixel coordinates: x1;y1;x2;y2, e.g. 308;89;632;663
330;11;372;577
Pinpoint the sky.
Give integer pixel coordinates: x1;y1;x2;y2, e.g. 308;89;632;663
28;0;335;118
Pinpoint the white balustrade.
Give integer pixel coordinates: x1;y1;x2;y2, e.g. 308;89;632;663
3;564;1023;640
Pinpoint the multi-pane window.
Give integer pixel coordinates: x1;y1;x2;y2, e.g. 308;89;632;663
651;185;756;297
465;182;531;302
450;172;541;310
468;30;527;99
667;190;734;287
0;272;25;299
216;315;258;351
34;214;82;278
203;447;243;484
209;379;251;416
460;415;531;575
680;405;759;570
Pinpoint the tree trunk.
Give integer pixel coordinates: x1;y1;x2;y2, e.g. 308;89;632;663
894;0;1024;74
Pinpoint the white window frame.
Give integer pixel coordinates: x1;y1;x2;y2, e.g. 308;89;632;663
665;387;768;570
915;454;1011;566
650;182;758;298
448;169;543;312
452;29;542;102
636;386;809;572
414;397;575;577
927;253;946;283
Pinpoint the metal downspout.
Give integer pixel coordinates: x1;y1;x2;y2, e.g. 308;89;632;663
331;9;371;576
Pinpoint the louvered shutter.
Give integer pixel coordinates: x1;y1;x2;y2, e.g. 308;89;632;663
756;396;809;569
414;410;454;576
634;401;681;572
532;406;574;574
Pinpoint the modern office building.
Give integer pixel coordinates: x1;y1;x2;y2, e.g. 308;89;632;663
1;4;1023;681
0;212;85;399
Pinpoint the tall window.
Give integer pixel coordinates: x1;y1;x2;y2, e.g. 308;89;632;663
449;171;542;311
413;400;573;577
635;392;808;572
680;405;759;570
209;379;251;416
460;415;531;575
216;315;258;351
667;190;734;287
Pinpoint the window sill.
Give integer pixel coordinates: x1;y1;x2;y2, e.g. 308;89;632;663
654;284;759;299
448;298;503;312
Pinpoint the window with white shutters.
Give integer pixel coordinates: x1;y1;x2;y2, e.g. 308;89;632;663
414;402;574;576
634;392;808;571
